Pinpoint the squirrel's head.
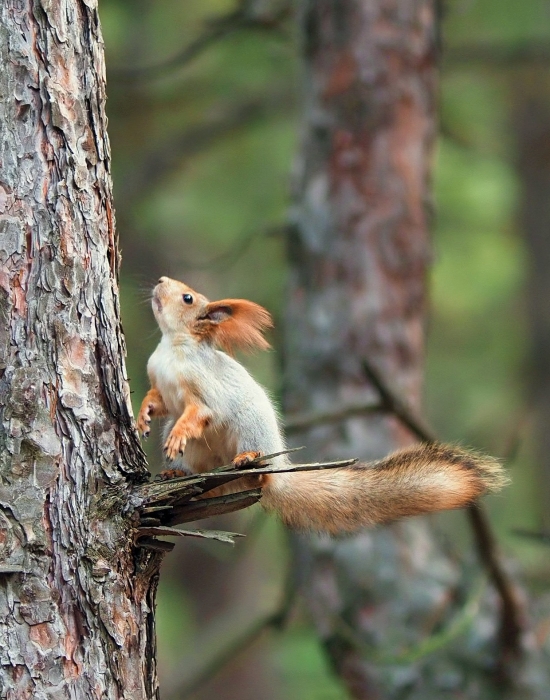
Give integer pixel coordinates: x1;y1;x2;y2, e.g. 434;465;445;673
152;277;273;353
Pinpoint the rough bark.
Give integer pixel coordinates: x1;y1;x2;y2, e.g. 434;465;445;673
0;2;159;697
283;1;546;698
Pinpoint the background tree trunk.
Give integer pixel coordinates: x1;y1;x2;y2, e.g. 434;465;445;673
283;1;538;698
512;74;550;536
0;2;158;697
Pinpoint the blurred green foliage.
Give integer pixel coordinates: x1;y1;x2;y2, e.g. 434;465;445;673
100;0;550;696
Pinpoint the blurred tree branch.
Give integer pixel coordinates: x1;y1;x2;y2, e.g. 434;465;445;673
362;358;524;672
118;100;263;204
445;41;550;68
118;90;294;208
164;556;298;700
285;358;525;669
110;0;292;83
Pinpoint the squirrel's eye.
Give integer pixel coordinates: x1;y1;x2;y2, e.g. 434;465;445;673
183;294;193;305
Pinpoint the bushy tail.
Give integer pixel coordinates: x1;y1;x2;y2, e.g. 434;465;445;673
261;443;508;535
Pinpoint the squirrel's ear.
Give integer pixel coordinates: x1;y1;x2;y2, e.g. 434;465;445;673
197;299;272;354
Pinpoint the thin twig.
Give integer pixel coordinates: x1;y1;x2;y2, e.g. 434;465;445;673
117;88;294;208
179;228;259;273
110;1;291;83
468;505;524;672
118;100;266;206
445;41;550;68
285;401;384;433
512;529;550;545
332;576;487;665
361;361;435;441
360;359;525;666
497;409;531;466
178;223;288;273
177;614;275;699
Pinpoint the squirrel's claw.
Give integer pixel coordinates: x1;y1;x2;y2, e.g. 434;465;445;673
164;432;187;461
136;405;153;437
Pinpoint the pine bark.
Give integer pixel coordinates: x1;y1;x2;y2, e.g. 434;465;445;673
0;2;159;697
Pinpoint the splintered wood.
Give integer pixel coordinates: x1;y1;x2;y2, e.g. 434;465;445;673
135;448;357;547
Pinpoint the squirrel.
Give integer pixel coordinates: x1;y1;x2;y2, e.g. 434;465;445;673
136;276;507;535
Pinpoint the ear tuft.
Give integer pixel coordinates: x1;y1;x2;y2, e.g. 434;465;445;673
197;299;273;354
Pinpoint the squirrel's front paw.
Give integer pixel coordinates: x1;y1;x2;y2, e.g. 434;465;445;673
164;430;187;461
137;404;153;437
137;389;167;438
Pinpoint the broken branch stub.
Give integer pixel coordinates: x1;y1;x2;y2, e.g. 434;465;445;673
133;448;357;546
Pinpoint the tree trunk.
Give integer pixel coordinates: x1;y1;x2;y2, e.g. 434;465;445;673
0;2;159;697
513;74;550;535
283;1;538;698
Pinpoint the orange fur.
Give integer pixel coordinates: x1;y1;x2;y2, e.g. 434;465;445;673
194;299;272;354
158;468;188;480
262;443;508;534
137;387;167;436
140;277;508;534
164;403;210;461
232;451;262;468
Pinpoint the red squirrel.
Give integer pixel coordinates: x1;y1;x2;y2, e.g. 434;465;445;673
137;277;507;534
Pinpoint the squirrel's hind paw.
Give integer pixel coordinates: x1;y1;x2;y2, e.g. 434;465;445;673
156;468;189;481
232;451;263;469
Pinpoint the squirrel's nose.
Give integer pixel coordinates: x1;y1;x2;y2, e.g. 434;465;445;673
158;276;168;284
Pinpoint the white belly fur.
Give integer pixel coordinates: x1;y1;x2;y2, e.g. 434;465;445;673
149;337;286;474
